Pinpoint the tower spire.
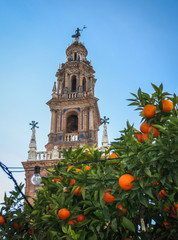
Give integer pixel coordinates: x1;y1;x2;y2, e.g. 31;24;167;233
101;116;109;150
28;121;39;161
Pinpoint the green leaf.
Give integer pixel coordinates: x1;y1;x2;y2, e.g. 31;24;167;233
94;210;103;218
145;188;154;199
122;216;135;233
111;218;117;232
84;207;95;215
62;226;67;233
144;168;152;177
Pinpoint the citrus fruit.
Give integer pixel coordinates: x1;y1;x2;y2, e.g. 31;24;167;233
158;189;166;198
63;188;68;198
163;206;170;213
0;216;4;226
76;214;86;222
142;133;149;142
58;208;70;220
68;220;74;225
12;223;19;229
152;182;159;186
134;133;143;143
104;192;116;203
119;174;134;190
27;227;35;235
75;168;81;172
84;166;91;171
74;186;82;196
54;176;63;183
117;203;127;215
140;122;149;133
69;179;76;186
105;188;112;192
49;204;54;210
171;203;178;219
148;126;160;137
110;152;117;159
162;99;173;112
143;104;156;118
163;221;170;229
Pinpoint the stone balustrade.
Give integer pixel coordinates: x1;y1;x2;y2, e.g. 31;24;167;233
65;133;78;141
36;151;49;161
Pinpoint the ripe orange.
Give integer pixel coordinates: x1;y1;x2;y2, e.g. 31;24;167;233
117;203;127;215
75;168;81;172
49;204;54;210
76;214;86;222
0;216;4;226
163;221;170;229
148;126;160;138
140;122;149;133
163;206;170;213
142;133;149;142
152;182;159;186
58;208;70;220
12;223;19;229
27;227;35;235
134;133;143;143
158;189;166;198
110;152;117;159
170;203;178;219
105;188;112;192
66;164;71;171
84;166;91;171
69;179;76;186
68;220;74;225
162;99;173;112
54;176;63;183
143;104;156;118
63;188;68;198
104;192;116;203
86;151;91;159
74;186;82;196
119;174;134;190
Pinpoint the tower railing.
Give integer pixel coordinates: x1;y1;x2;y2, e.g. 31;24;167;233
65;133;78;141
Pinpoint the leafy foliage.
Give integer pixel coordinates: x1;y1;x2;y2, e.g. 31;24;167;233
0;84;178;239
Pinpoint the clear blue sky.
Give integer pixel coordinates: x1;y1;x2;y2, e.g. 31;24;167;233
0;0;178;203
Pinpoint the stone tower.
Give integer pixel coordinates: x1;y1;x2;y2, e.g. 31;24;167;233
45;33;101;154
22;30;101;203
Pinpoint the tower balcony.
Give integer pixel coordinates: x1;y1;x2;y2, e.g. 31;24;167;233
64;133;78;142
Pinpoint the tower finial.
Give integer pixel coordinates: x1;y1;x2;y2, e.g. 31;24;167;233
101;116;109;125
29;121;39;130
101;116;109;151
72;26;87;39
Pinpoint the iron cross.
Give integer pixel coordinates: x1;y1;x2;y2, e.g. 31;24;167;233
29;121;39;130
101;116;109;125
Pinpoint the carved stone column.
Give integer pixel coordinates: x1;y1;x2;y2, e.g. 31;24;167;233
50;110;56;133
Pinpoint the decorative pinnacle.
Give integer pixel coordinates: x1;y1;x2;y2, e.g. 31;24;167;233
72;26;87;39
101;116;109;125
29;121;39;130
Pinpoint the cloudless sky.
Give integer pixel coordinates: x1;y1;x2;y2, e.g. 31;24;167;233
0;0;178;203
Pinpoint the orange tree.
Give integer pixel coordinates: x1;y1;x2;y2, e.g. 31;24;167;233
0;83;178;239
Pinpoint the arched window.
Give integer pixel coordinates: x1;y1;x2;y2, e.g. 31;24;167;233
82;77;86;92
71;75;77;92
74;52;77;61
66;115;78;133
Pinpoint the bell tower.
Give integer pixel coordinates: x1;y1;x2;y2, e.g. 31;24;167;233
22;29;102;203
45;29;101;152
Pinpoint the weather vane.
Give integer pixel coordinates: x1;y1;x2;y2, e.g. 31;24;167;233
101;116;109;125
29;121;39;130
72;25;87;39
